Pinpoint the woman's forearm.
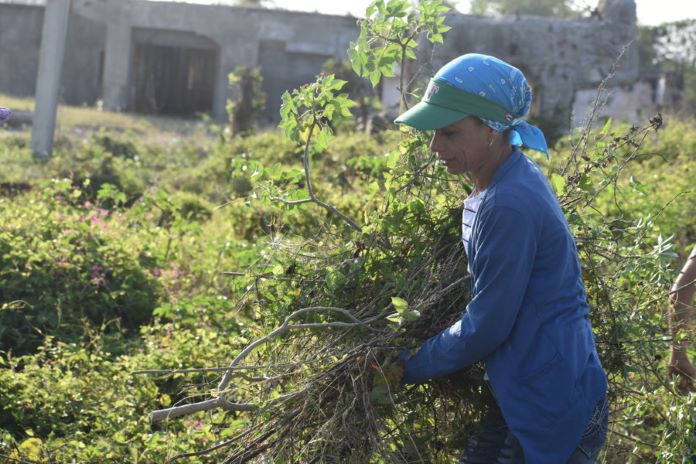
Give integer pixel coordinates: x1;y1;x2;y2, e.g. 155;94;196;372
670;248;696;354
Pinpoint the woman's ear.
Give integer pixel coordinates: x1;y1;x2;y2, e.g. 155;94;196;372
486;126;497;146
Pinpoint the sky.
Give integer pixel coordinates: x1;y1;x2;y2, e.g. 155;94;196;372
146;0;696;26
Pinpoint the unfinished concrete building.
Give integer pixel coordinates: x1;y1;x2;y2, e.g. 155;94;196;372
0;0;361;122
0;0;655;127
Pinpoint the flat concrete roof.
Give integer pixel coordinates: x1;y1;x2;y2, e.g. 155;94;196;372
0;0;359;20
0;0;46;5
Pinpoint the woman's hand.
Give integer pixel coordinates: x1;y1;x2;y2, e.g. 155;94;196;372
369;356;405;405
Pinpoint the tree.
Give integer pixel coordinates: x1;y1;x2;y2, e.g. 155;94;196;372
227;66;267;136
469;0;580;18
652;20;696;69
639;20;696;112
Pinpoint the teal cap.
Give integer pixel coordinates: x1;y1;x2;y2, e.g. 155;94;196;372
395;78;515;130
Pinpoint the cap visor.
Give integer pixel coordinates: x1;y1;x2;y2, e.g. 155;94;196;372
394;101;468;130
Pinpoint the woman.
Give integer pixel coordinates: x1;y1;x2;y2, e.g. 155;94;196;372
394;54;608;463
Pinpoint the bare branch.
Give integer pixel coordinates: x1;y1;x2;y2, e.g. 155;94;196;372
270;196;312;205
669;277;696;295
310;196;363;233
217;306;374;391
132;365;267;375
303;120;318;199
150;398;257;423
294;120;363;233
167;437;238;463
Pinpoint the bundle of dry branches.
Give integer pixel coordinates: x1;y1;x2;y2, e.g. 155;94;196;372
138;200;498;463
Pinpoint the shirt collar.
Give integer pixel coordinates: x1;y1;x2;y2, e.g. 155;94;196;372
489;149;522;189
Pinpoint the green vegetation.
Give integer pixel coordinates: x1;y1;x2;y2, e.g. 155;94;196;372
0;111;694;464
1;0;695;462
227;66;267;136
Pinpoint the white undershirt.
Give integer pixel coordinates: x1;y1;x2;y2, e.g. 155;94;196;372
461;189;489;381
462;189;487;258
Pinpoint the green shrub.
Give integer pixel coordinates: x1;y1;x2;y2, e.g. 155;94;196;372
0;336;227;463
0;180;163;354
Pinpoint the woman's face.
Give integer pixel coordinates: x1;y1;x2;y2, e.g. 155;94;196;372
429;116;492;175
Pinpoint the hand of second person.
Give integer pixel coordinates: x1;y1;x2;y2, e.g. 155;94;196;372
668;351;696;393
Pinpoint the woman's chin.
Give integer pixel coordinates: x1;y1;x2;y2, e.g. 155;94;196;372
444;164;464;174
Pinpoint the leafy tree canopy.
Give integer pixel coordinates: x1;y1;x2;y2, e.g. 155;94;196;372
645;19;696;69
639;19;696;112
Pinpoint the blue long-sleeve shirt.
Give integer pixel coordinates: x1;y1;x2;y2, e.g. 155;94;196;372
402;150;607;463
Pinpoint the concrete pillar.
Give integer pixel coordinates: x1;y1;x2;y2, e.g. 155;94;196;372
31;0;72;158
103;24;131;111
213;51;228;120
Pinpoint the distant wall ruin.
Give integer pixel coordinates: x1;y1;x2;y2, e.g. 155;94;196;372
0;0;662;127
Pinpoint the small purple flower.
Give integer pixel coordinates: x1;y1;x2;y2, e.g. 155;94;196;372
90;264;105;286
0;107;10;124
168;265;181;279
150;268;163;278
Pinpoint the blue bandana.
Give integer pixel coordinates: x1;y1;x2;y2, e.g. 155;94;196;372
433;54;549;156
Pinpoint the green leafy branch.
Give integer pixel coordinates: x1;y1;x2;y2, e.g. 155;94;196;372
348;0;452;110
277;74;362;232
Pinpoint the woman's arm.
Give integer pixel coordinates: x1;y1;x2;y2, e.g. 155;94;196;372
668;245;696;393
401;204;536;384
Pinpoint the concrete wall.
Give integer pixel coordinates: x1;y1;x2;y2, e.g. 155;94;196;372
0;2;105;105
572;81;654;127
0;0;650;126
0;4;43;98
63;11;105;105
